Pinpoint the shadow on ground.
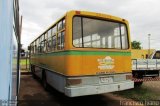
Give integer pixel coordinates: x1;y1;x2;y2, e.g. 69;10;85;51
19;75;119;106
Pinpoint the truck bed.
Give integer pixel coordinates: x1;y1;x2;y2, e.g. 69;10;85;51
132;59;160;78
132;59;160;70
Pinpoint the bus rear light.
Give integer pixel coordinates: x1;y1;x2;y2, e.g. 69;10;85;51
126;75;132;80
75;11;81;15
66;78;82;86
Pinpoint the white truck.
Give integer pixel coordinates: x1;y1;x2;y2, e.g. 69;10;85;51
132;50;160;86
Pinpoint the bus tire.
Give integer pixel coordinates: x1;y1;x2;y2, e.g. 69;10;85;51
30;65;36;79
42;71;49;91
134;82;143;87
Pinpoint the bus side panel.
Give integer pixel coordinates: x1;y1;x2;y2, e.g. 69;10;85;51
30;55;67;93
46;70;66;93
30;51;131;77
65;55;83;76
30;54;66;75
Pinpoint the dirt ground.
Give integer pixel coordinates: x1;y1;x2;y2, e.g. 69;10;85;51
143;81;160;93
19;75;135;106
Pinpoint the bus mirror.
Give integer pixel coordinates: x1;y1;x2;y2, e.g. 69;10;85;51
28;46;31;51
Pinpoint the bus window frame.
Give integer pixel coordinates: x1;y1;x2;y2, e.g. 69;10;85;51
72;16;130;50
57;18;65;51
30;16;66;54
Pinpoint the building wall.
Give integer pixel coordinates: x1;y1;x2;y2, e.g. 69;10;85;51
131;49;155;59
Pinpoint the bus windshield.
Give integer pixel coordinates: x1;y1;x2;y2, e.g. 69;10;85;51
73;16;129;49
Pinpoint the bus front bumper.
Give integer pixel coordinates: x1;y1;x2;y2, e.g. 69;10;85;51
65;80;134;97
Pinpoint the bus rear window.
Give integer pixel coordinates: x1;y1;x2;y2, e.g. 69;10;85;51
73;16;129;49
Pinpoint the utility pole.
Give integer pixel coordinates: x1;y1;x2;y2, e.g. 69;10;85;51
148;34;151;59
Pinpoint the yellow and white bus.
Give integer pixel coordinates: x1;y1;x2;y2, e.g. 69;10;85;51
29;10;134;97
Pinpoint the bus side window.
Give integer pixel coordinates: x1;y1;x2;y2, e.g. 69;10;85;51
47;37;52;51
52;35;56;51
31;44;33;54
33;42;36;54
33;44;35;54
36;39;39;53
57;19;65;50
43;33;47;52
39;42;43;53
38;36;44;53
62;19;65;29
61;31;65;49
34;45;36;54
58;21;63;31
47;29;52;51
52;26;57;51
52;26;57;34
57;31;65;50
57;33;61;50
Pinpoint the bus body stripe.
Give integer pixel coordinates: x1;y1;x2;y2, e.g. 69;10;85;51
31;50;131;57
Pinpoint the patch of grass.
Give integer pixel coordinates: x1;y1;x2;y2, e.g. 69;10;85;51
20;59;29;65
113;86;160;100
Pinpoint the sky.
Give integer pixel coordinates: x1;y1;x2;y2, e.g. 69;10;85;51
19;0;160;49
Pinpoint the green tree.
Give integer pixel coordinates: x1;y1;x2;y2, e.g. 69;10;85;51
131;41;142;49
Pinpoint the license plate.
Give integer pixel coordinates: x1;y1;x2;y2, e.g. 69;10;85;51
100;77;113;83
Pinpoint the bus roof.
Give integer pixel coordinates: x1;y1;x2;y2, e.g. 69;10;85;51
30;10;128;45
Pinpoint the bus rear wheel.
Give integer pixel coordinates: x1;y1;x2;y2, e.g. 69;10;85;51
42;71;49;91
30;65;36;79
